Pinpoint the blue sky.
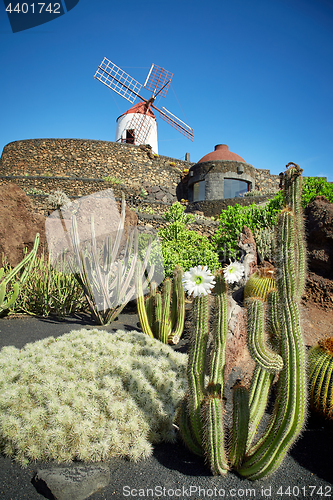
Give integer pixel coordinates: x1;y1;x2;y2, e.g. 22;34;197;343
1;0;333;180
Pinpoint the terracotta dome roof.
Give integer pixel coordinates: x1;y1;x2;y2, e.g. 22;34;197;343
117;101;156;121
198;144;245;163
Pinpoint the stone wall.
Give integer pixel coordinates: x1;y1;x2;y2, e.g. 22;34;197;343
186;195;276;218
0;138;283;219
0;138;193;202
255;168;280;192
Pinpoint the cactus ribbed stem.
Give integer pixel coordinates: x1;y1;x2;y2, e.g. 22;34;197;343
203;271;229;474
209;271;227;393
238;210;307;480
187;294;210;447
247;298;283;373
135;266;154;338
247;365;274;451
229;385;249;469
268;290;281;344
284;163;306;301
169;266;186;343
137;266;185;344
202;395;229;474
178;397;203;456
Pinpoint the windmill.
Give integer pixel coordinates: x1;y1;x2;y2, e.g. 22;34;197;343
94;58;194;154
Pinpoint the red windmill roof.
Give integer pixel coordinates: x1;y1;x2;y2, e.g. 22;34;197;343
198;144;245;163
117;101;156;121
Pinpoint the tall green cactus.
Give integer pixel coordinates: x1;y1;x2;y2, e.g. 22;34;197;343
0;233;40;314
178;163;307;480
308;337;333;419
136;265;185;344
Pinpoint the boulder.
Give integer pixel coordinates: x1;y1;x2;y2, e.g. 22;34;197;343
304;196;333;279
33;464;110;500
0;183;138;269
0;183;47;267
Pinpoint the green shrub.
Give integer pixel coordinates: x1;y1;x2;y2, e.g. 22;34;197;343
302;177;333;207
155;203;220;278
212;194;284;262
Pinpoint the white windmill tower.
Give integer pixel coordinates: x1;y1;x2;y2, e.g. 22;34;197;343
94;58;194;154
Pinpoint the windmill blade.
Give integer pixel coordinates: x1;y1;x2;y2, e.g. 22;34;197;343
143;64;173;98
155;106;194;141
94;57;142;104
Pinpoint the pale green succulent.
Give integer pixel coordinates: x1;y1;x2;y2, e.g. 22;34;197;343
0;329;187;467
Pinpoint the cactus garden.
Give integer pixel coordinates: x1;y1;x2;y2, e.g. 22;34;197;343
0;164;332;495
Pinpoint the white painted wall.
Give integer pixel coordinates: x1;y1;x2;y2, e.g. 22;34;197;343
115;112;158;154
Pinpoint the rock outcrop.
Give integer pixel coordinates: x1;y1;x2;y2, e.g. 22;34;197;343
304;195;333;280
0;183;47;267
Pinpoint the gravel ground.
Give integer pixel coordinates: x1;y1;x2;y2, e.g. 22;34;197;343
0;312;332;500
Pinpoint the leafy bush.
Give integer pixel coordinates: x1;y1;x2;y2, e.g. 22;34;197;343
155;203;220;278
0;329;187;466
302;177;333;207
212;194;284;262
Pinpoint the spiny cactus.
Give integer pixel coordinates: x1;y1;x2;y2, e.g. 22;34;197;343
244;264;276;301
47;190;70;209
136;265;185;344
0;233;40;314
253;226;276;261
238;163;307;480
178;163;307;480
308;337;333;419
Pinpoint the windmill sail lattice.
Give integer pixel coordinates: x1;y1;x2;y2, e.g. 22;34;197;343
127;113;152;145
94;58;142;104
158;107;194;140
144;64;173;97
94;57;194;148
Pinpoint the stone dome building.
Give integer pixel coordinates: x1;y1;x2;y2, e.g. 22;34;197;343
187;144;256;203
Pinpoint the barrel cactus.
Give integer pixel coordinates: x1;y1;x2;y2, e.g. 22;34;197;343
308;337;333;419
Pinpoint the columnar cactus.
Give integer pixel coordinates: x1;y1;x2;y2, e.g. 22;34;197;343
136;265;185;344
308;337;333;419
178;163;307;480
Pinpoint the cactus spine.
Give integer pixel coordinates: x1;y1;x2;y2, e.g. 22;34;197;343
179;163;307;480
308;338;333;419
136;265;185;344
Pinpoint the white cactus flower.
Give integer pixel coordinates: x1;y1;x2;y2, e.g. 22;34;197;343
223;261;245;284
182;265;216;298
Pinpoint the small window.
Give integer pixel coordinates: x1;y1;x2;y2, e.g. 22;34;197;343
224;178;249;198
193;180;205;201
126;129;135;144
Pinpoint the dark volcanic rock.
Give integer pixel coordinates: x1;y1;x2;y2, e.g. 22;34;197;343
304;196;333;279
